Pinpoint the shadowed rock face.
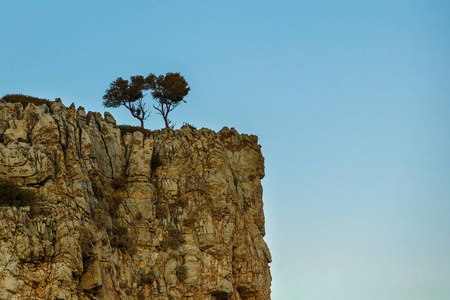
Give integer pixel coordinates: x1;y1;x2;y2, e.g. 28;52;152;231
0;100;271;300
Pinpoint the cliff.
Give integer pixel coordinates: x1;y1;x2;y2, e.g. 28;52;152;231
0;99;271;300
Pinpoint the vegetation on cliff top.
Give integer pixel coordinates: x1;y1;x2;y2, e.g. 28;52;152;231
4;72;190;131
149;72;190;129
103;72;190;129
2;94;152;136
103;75;152;129
118;125;152;136
2;94;52;107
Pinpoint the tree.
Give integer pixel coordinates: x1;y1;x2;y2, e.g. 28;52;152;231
103;75;151;128
149;72;190;129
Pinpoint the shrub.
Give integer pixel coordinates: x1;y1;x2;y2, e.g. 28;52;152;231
111;177;127;190
28;203;41;219
183;217;197;228
110;225;136;255
155;202;167;219
118;125;151;136
0;180;38;208
161;228;185;250
91;208;109;229
135;211;143;221
174;197;187;209
80;227;93;260
140;273;154;285
2;94;52;107
176;265;187;283
91;178;104;199
107;196;123;217
119;282;127;289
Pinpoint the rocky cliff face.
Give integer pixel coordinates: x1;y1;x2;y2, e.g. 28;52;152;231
0;99;271;300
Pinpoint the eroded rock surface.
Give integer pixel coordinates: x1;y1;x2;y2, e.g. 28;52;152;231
0;100;271;299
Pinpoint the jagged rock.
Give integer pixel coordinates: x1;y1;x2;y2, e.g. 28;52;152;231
104;112;116;125
0;100;271;299
80;260;102;291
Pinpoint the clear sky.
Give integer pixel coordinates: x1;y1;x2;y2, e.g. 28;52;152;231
1;1;449;299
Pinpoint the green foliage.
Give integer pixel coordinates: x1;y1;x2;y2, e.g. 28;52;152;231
150;73;190;103
91;208;109;229
149;72;190;129
118;125;151;136
91;178;104;200
107;196;123;217
0;180;38;208
135;211;143;221
183;217;197;228
110;225;136;255
111;177;128;190
104;72;189;129
28;204;41;219
155;202;168;219
170;197;187;210
103;76;152;128
140;273;154;285
119;282;127;289
176;265;187;283
2;94;52;107
161;228;185;250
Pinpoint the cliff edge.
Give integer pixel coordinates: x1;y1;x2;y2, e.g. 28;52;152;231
0;99;271;300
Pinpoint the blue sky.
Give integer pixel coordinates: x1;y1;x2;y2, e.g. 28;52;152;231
1;1;450;299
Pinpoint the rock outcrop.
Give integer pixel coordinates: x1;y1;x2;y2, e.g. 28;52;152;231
0;99;271;299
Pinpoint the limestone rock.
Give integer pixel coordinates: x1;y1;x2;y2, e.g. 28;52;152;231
80;260;102;291
0;100;271;299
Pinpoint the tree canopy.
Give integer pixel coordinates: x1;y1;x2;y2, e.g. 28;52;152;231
103;72;190;129
148;72;190;129
103;75;151;128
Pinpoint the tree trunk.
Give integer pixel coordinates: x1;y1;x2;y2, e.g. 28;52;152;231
163;116;170;129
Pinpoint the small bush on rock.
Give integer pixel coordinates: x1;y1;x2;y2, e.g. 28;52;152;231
155;202;167;219
2;94;52;107
111;225;136;255
118;125;151;136
107;196;123;217
91;208;109;229
176;265;187;283
183;217;197;228
135;211;143;221
140;273;154;285
161;228;185;250
112;177;127;190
